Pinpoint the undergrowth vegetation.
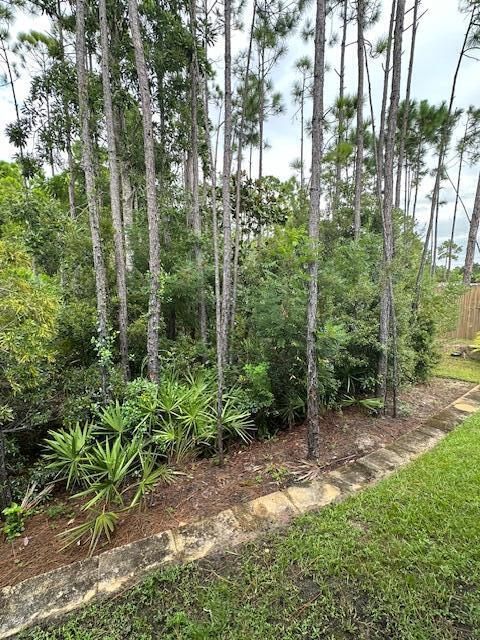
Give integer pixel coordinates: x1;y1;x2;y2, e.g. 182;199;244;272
0;169;461;549
41;368;251;551
21;410;480;640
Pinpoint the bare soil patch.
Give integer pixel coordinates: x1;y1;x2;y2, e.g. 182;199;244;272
0;377;472;589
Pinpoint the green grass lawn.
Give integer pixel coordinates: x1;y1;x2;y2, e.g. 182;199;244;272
434;340;480;383
22;412;480;640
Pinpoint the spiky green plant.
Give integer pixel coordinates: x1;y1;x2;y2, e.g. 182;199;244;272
73;437;140;510
44;422;92;488
59;508;119;556
97;401;131;436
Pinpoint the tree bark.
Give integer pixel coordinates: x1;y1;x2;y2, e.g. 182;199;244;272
99;0;130;380
76;0;109;397
221;0;233;358
203;75;224;469
463;172;480;285
189;0;207;345
0;429;12;510
378;0;405;409
306;0;326;460
55;0;76;219
447;115;469;277
128;0;161;382
258;45;265;180
353;0;364;240
120;160;135;273
300;78;305;188
365;43;381;204
231;0;257;337
376;0;396;201
335;0;348;202
217;0;234;462
431;191;440;276
394;0;419;209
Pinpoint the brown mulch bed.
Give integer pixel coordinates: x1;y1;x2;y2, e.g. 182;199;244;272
0;377;473;589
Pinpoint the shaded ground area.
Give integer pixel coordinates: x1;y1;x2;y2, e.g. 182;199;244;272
0;377;473;589
21;405;480;639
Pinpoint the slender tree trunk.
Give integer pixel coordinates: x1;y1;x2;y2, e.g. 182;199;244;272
1;38;26;187
214;102;222;174
258;46;265;180
217;0;233;463
378;0;405;409
353;0;364;240
99;0;130;380
56;0;76;218
447;118;468;276
300;86;305;187
120;160;135;272
365;43;381;204
414;11;475;306
76;0;109;397
377;0;396;200
306;0;326;460
463;172;480;285
389;279;399;417
412;141;422;222
395;0;419;209
0;429;12;510
114;101;135;272
431;190;440;276
128;0;161;382
335;0;348;201
202;70;224;470
231;0;257;337
189;0;207;345
66;142;76;218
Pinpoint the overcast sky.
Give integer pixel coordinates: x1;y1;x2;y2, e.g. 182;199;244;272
1;0;479;258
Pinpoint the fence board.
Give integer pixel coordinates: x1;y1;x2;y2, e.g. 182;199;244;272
447;285;480;340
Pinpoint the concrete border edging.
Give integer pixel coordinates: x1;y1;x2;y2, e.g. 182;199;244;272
1;385;479;638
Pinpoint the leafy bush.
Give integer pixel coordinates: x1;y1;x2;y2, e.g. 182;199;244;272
1;503;25;541
1;483;53;541
236;363;275;416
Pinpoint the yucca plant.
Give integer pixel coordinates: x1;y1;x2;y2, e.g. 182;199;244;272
157;371;188;415
96;401;131;437
73;437;140;510
59;508;119;556
221;393;253;444
44;422;92;488
129;454;175;509
340;395;384;413
152;371;254;461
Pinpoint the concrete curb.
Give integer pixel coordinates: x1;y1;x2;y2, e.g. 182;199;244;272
1;385;479;638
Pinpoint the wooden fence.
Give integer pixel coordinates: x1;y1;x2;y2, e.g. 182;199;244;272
446;284;480;340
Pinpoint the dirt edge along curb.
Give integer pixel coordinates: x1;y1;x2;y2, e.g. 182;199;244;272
1;385;479;639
